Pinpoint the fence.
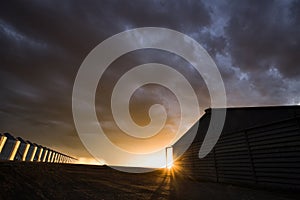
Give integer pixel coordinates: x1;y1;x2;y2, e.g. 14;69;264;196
174;115;300;190
0;133;76;163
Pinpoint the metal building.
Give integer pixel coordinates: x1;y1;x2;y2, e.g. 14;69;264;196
173;106;300;191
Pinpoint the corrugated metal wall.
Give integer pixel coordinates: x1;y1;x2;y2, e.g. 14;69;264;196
174;108;300;191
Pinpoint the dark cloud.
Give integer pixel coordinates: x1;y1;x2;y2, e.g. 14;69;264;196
216;0;300;107
225;0;300;78
0;0;213;160
0;0;299;162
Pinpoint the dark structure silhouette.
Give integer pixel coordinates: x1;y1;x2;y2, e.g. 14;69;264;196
173;105;300;191
0;133;76;163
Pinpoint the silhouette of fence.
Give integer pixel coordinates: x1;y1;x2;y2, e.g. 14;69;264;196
0;133;76;163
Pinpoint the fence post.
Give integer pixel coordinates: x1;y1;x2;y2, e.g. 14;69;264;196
37;147;44;162
22;143;30;161
0;134;7;153
42;149;48;162
29;145;38;162
9;140;21;161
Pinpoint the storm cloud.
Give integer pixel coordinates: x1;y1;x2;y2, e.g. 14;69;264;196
0;0;299;163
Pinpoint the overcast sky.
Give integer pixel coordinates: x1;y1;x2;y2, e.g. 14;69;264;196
0;0;299;165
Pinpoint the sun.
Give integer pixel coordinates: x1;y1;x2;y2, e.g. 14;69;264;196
167;163;173;169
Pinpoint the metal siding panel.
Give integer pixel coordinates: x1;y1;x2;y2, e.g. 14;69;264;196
174;110;300;191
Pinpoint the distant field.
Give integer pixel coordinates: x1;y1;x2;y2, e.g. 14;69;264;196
0;162;298;200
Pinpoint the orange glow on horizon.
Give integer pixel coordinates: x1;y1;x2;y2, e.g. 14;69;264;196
74;147;175;168
75;157;105;165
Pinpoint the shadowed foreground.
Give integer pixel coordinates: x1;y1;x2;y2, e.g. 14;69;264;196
0;162;298;200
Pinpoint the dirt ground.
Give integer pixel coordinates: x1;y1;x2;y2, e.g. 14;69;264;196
0;162;298;200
